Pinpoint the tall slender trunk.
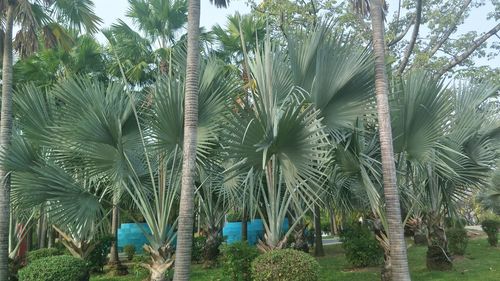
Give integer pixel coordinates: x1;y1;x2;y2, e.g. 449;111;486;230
328;207;338;236
26;226;33;252
109;201;121;264
369;0;411;280
38;209;47;249
314;205;324;256
47;226;55;248
172;0;200;278
0;5;14;279
8;211;15;254
241;208;248;242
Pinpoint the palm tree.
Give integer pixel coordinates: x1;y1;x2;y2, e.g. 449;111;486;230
173;0;229;279
390;73;499;270
0;1;100;279
225;40;331;252
349;0;412;279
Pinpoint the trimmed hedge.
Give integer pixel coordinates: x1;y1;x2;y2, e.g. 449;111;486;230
251;249;320;281
340;223;383;267
26;248;62;263
18;255;89;281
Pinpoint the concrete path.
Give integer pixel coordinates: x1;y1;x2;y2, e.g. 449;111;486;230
322;237;341;245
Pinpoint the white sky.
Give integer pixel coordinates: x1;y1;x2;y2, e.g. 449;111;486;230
93;0;499;67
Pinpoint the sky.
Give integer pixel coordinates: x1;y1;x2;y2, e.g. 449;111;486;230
94;0;250;42
94;0;499;67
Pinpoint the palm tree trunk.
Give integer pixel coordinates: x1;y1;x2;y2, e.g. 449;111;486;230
0;5;15;279
172;0;201;278
26;226;33;252
369;0;411;280
47;226;54;248
314;205;324;256
38;209;47;249
328;207;338;236
241;208;248;242
425;211;452;271
109;202;121;264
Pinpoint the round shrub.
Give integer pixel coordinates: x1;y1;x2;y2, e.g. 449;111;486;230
18;255;89;281
26;248;62;263
340;223;383;267
251;249;320;281
447;227;468;255
481;219;499;247
221;241;259;281
123;244;136;261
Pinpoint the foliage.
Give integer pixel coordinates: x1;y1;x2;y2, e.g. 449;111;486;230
251;249;320;281
340;223;384;267
86;235;113;272
225;210;242;222
123;244;136;261
18;255;89;281
131;255;150;277
26;248;63;263
8;258;21;281
204;235;224;266
192;236;207;263
220;242;259;281
447;227;468;255
481;219;500;247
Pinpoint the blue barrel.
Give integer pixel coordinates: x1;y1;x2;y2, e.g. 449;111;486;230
117;223;150;253
223;219;289;245
117;223;177;253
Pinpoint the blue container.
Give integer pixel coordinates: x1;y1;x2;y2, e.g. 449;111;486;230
223;219;289;245
117;223;150;253
117;223;177;253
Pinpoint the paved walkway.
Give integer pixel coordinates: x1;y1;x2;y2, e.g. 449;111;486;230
322;237;341;245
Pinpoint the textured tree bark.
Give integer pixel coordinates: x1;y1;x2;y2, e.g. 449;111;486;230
369;0;411;280
0;4;15;280
314;205;324;257
425;211;452;271
172;0;200;278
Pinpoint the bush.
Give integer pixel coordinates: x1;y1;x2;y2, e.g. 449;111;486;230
447;227;468;255
18;255;89;281
86;235;113;272
123;244;136;261
9;258;21;281
226;210;243;222
221;242;259;281
204;234;224;266
251;249;320;281
132;255;150;277
340;223;384;267
192;236;207;263
26;248;62;263
481;219;500;247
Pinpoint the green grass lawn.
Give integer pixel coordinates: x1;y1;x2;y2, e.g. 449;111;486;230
91;238;500;281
